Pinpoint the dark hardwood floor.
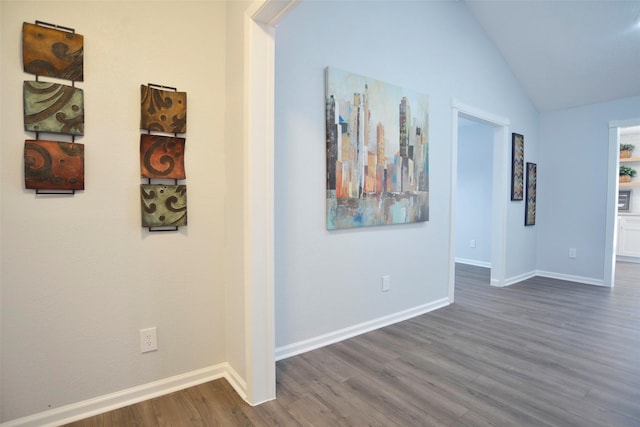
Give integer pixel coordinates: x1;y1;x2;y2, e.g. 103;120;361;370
66;262;640;426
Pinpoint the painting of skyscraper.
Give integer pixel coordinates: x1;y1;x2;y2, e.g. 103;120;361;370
325;67;429;229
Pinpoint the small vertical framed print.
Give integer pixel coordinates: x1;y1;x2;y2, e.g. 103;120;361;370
525;162;537;226
511;133;524;201
618;190;631;211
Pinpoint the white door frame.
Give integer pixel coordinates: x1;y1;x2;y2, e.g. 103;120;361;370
449;100;510;302
605;117;640;287
244;0;300;405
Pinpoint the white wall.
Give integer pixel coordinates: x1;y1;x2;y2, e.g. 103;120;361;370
1;2;228;421
274;0;538;350
538;96;640;280
456;122;494;266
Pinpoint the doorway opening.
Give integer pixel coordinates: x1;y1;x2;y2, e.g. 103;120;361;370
606;120;640;288
455;117;494;269
449;101;510;303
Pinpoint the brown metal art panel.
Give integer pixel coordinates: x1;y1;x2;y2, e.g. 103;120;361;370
140;184;187;227
24;140;84;190
140;134;186;179
24;81;84;136
22;22;84;81
140;85;187;133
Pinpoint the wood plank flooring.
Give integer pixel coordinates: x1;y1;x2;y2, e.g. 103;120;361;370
65;262;640;426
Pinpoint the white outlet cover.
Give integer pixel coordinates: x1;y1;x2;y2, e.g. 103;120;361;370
140;327;158;353
382;275;391;292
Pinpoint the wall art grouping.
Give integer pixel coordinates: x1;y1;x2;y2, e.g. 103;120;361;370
140;84;188;231
325;67;429;230
21;21;85;194
510;132;537;226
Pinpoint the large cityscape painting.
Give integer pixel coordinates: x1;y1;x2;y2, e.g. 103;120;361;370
325;67;429;229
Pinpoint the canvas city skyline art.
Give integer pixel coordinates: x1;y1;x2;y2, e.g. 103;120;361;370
325;67;429;229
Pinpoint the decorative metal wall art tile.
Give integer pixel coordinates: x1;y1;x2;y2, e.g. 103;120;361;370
22;22;83;81
140;134;186;179
140;85;187;133
23;81;84;136
140;184;187;227
24;140;84;190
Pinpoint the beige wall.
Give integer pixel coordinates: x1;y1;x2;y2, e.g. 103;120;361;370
1;1;228;421
224;0;250;386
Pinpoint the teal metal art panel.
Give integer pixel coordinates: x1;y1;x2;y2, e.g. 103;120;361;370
23;81;84;135
140;184;187;227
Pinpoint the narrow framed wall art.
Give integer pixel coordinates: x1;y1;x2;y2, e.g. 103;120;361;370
511;132;524;201
525;162;537;226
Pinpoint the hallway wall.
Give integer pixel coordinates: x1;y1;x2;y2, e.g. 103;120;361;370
274;0;539;351
1;2;228;421
538;96;640;281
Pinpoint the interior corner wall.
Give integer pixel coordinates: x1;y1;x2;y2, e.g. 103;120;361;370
456;123;494;266
224;0;253;385
274;0;539;350
1;1;227;422
537;95;640;281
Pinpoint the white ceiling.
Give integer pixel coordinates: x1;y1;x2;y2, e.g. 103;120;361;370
464;0;640;112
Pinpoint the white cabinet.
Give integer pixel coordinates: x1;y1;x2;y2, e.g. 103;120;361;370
618;216;640;257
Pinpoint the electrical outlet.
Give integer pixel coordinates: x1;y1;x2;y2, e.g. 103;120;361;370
382;275;391;292
470;239;476;248
140;327;158;353
569;248;577;259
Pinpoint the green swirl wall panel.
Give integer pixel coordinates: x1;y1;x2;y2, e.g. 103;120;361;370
23;81;84;136
140;184;188;227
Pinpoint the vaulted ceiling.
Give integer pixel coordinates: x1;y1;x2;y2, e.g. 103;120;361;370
464;0;640;112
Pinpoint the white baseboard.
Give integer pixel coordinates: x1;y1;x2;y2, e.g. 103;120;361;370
455;258;491;268
2;363;245;427
223;363;248;401
275;297;451;361
617;255;640;264
491;270;537;287
535;270;606;287
490;270;605;288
